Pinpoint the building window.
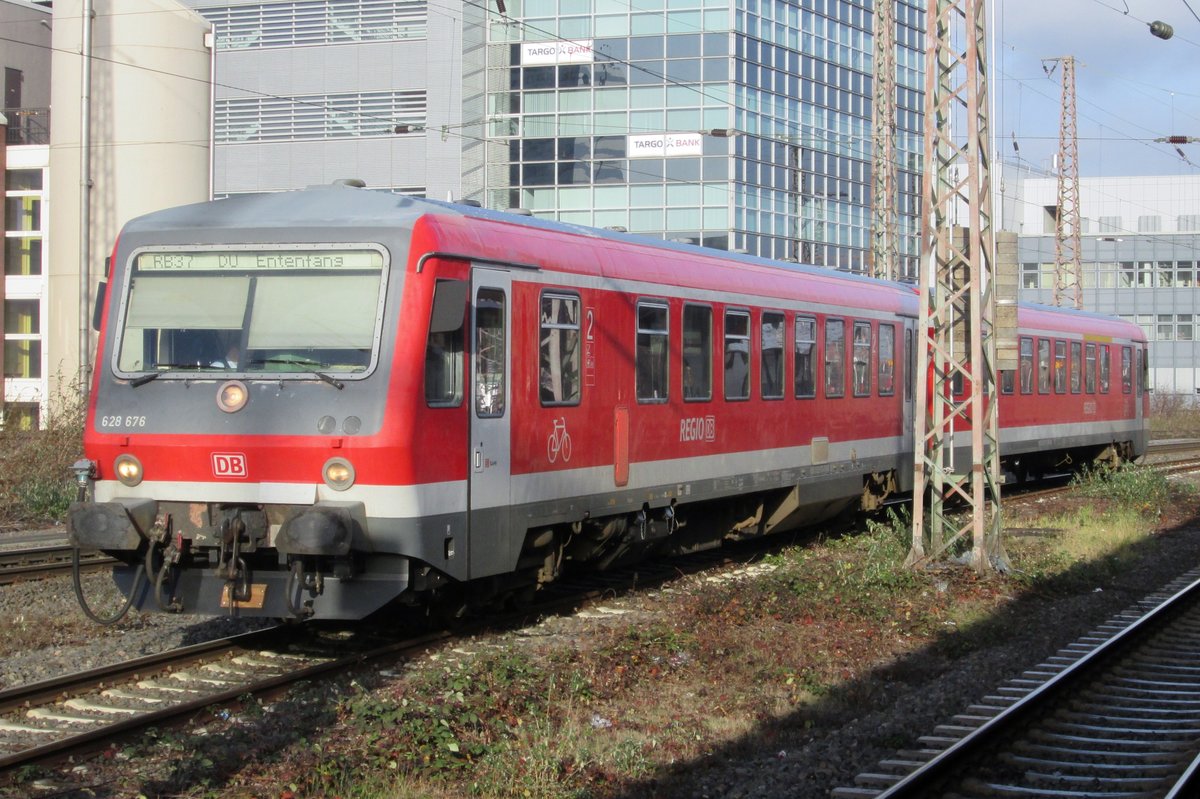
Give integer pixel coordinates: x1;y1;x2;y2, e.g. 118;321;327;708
215;90;425;143
197;0;427;50
3;299;41;379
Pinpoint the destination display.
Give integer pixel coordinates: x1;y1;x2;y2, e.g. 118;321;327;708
135;249;384;272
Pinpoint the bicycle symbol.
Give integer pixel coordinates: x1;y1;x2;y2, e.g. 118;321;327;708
547;417;573;463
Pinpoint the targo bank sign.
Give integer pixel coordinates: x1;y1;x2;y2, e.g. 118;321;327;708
520;40;595;64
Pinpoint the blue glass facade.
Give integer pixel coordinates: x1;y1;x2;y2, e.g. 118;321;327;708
489;0;924;274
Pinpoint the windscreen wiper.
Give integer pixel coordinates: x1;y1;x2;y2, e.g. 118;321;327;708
250;356;345;390
128;363;210;388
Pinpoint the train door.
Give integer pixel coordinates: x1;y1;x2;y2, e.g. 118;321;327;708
468;268;513;578
903;319;916;440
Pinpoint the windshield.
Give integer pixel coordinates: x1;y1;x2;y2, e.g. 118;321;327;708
115;247;387;377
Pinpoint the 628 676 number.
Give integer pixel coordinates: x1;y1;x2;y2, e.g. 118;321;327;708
99;415;147;429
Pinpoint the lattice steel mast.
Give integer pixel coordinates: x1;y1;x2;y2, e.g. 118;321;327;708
908;0;1006;572
871;0;899;281
1046;56;1082;309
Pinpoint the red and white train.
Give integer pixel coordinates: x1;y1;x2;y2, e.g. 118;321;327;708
68;183;1149;620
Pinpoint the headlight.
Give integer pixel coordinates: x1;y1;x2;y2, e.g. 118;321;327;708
217;380;249;413
114;454;144;487
323;457;355;491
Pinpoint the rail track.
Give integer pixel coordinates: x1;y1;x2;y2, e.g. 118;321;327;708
834;566;1200;798
0;544;113;585
0;622;453;783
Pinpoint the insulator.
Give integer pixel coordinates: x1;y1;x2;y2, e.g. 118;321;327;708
1150;20;1174;40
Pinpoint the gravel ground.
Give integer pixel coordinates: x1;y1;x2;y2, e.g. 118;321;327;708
4;492;1200;798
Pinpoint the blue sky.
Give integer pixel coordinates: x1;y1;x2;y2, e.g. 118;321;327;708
993;0;1200;176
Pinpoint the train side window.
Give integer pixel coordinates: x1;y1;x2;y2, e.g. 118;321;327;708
1053;340;1067;394
539;292;581;406
683;304;712;401
852;321;871;397
878;323;895;396
636;301;670;403
474;288;506;418
761;311;785;400
1121;346;1132;393
425;280;465;407
724;309;751;400
1037;338;1051;394
1019;336;1033;394
795;316;817;398
1070;341;1082;394
825;318;845;398
1099;344;1111;393
1085;343;1096;393
1000;370;1015;394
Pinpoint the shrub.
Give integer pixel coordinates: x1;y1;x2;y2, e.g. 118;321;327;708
0;376;86;526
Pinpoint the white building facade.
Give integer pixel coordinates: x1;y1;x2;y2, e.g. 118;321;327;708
1015;175;1200;397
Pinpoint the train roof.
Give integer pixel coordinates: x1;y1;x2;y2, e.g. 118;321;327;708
120;183;916;314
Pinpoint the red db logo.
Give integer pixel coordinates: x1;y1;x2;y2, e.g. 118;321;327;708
212;453;248;479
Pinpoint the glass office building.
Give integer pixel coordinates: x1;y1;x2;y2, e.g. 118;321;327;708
478;0;924;273
191;0;924;276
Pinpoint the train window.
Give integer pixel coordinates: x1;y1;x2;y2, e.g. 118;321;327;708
539;293;581;406
878;324;895;396
683;304;713;401
1000;370;1015;394
1019;337;1033;394
1085;343;1096;394
1070;342;1082;393
825;318;845;398
475;288;506;418
637;301;669;403
761;312;785;400
852;321;871;397
1037;339;1051;394
1053;340;1067;394
724;309;751;400
1121;346;1132;394
795;316;817;398
425;280;465;407
1099;345;1111;393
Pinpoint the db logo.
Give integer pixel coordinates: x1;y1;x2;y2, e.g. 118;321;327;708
212;453;248;479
